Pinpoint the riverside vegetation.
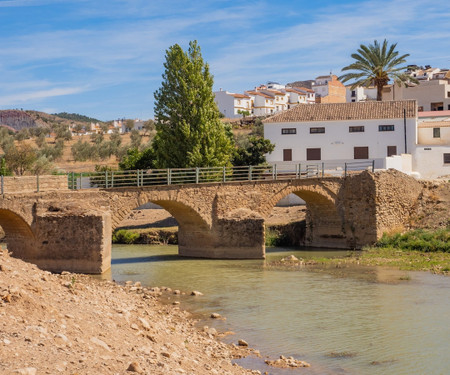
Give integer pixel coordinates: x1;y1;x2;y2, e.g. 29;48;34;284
268;228;450;276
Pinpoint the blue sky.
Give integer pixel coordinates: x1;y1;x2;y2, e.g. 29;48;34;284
0;0;449;121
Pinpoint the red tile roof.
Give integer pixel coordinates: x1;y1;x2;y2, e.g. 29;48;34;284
263;100;417;123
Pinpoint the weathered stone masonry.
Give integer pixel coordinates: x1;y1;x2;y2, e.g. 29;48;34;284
0;170;423;273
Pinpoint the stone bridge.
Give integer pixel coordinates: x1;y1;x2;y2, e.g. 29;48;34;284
0;170;423;274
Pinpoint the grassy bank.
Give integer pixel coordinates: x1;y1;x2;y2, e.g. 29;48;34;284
270;228;450;275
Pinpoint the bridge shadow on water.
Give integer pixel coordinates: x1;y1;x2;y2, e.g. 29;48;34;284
111;253;182;265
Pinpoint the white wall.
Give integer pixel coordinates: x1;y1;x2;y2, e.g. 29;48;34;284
214;91;237;118
412;146;450;179
264;118;417;163
418;126;450;145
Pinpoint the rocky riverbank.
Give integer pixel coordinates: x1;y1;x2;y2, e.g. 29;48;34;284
0;247;261;374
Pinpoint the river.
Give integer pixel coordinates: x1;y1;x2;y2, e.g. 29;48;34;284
103;244;450;375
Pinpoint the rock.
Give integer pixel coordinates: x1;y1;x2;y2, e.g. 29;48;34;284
90;337;111;352
172;301;180;305
173;290;181;295
238;339;248;347
13;368;37;375
191;291;203;296
281;255;299;262
161;351;171;358
138;317;150;330
210;313;221;319
126;361;143;373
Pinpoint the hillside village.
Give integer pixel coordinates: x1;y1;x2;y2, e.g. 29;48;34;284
213;66;450;180
0;66;450;180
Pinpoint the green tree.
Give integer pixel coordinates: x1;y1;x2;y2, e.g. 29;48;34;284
339;39;418;101
153;40;233;168
4;143;37;175
232;136;274;166
142;119;155;136
119;147;155;170
130;129;142;148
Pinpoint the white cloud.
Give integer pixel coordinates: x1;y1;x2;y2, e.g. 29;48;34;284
0;87;86;106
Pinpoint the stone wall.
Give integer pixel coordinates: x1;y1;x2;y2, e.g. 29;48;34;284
1;175;68;194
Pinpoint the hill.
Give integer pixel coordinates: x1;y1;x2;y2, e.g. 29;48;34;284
0;109;103;133
53;112;103;124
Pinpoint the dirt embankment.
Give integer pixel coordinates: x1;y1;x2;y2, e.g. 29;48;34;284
0;248;260;375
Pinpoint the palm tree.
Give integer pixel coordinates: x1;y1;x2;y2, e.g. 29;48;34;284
339;39;418;101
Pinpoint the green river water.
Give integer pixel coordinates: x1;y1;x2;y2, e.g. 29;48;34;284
103;244;450;375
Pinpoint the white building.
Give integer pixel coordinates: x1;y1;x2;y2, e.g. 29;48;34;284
214;90;252;118
264;100;450;179
264;100;416;169
412;110;450;178
382;67;450;112
346;86;377;102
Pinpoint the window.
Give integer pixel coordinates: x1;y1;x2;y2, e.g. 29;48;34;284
351;99;356;102
281;128;296;135
379;125;395;132
444;153;450;164
433;128;441;138
310;127;325;134
306;148;321;160
418;106;424;112
447;91;450;98
283;149;292;161
351;90;356;97
349;126;364;133
448;104;450;110
431;102;444;111
354;147;369;159
387;146;397;156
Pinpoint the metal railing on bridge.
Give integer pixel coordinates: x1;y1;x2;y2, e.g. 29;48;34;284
67;160;375;190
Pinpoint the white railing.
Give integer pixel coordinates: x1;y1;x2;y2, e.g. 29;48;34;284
66;160;375;190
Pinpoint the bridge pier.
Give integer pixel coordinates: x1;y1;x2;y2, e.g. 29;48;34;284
178;214;265;259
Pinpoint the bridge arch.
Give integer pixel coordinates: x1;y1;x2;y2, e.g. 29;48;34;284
0;208;36;259
110;192;214;256
263;182;346;248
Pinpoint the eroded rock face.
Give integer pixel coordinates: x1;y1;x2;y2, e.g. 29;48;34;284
0;110;38;131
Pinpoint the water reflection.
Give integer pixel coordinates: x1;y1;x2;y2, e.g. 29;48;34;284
105;244;450;375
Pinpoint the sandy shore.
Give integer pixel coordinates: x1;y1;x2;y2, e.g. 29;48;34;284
0;248;261;375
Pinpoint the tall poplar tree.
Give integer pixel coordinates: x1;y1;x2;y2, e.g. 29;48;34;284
153;41;233;168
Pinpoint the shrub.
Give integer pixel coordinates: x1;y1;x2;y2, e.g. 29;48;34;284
376;228;450;253
112;229;140;244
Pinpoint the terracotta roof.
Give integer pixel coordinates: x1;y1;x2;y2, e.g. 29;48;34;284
285;88;307;95
418;121;450;128
418;110;450;118
231;93;250;99
263;100;417;123
245;91;273;99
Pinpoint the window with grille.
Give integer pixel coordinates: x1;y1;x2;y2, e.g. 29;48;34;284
379;125;394;132
349;126;364;132
310;127;325;134
282;128;296;135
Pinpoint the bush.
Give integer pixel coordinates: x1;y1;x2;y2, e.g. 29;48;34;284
376;228;450;253
112;229;140;244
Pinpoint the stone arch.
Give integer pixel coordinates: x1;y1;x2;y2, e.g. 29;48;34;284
109;191;214;256
263;182;346;248
0;208;36;259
